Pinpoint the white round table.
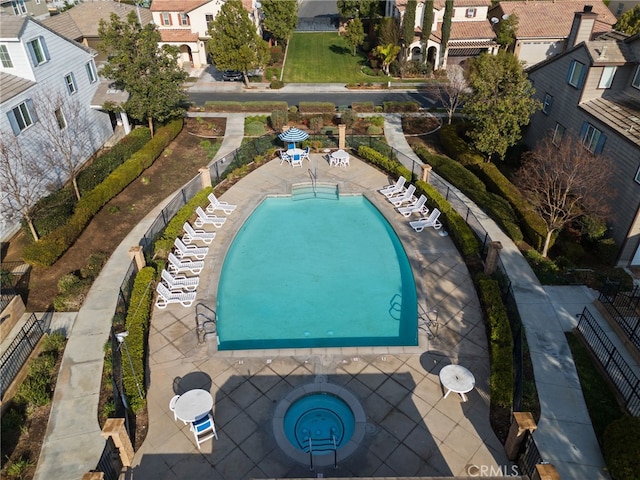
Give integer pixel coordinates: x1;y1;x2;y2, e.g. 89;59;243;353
439;364;475;402
330;149;350;167
173;389;213;423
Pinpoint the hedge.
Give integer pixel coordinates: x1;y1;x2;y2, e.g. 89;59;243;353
475;274;514;409
382;101;420;113
299;102;336;113
123;266;155;414
22;119;183;267
438;124;483;166
604;416;640;480
203;101;288;112
351;101;375;112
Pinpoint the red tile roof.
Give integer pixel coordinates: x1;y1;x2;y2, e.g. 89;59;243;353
159;29;199;42
450;19;496;40
151;0;211;13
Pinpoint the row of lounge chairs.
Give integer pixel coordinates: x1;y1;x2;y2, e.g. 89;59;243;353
155;193;237;309
379;176;442;232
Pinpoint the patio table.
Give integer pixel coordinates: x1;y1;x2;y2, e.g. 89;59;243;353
173;389;213;423
439;364;475;402
330;149;350;167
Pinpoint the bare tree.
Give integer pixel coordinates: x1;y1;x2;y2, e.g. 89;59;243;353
0;131;51;241
515;133;612;257
32;91;99;201
436;64;469;124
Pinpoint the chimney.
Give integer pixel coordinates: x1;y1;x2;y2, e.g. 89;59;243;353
567;5;598;47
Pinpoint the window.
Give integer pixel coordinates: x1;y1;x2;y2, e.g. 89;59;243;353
632;66;640;89
580;121;606;153
635;165;640;185
85;60;97;83
616;3;624;16
205;14;214;23
598;66;616;88
567;60;586;88
11;0;27;15
552;123;565;146
6;100;37;135
179;13;189;26
465;8;476;18
54;107;66;129
0;45;13;68
64;73;77;94
27;37;50;66
542;93;553;114
161;12;172;25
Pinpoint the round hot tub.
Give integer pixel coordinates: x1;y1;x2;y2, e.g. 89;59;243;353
273;383;366;467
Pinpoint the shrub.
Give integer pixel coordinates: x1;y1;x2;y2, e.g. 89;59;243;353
351;101;374;112
57;273;81;293
270;79;285;89
341;109;357;129
523;248;565;284
438;124;483;166
604;416;640;480
383;101;420;113
309;116;324;132
245;121;266;136
270;45;283;64
299;102;335;113
15;333;65;408
27;187;76;239
80;252;108;280
367;125;383;135
368;115;385;127
270;109;288;131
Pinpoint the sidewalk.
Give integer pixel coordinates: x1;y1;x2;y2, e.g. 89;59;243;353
384;116;611;479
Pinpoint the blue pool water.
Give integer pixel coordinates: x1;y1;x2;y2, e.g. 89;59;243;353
216;195;417;350
284;394;355;453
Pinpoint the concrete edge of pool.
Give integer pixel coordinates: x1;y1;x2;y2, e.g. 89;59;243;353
272;382;367;468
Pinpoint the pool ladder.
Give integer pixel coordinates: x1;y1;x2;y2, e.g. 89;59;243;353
195;303;217;344
306;436;338;471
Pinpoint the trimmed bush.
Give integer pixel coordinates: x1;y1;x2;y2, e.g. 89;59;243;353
299;102;335;113
122;266;155;414
245;121;266;136
351;101;375;112
22;120;183;267
270;109;288;131
604;416;640;480
475;274;514;409
309;116;324;132
367;125;383;135
341;109;357;129
368;115;385;127
383;101;420;113
438;124;483;166
204;100;288;111
28;188;76;238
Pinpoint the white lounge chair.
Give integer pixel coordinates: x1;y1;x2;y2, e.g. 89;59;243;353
291;153;303;168
195;206;226;228
379;176;406;198
168;252;204;275
397;194;429;217
174;237;209;260
156;282;196;309
206;193;236;215
410;208;443;232
161;269;199;292
182;222;215;245
388;184;416;207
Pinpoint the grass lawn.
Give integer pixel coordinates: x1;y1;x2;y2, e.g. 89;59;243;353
283;32;389;83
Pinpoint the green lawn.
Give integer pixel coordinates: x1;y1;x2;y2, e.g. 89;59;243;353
283;32;389;83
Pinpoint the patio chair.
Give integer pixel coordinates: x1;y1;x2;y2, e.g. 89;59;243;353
329;153;340;167
195;206;226;228
156;282;196;309
288;142;295;151
339;155;350;168
291;153;303;168
397;195;429;218
206;193;236;215
190;412;218;449
410;208;443;232
161;269;199;292
174;237;209;260
301;146;310;161
169;394;187;424
182;222;216;245
379;176;407;198
168;252;204;275
387;184;416;207
278;149;290;165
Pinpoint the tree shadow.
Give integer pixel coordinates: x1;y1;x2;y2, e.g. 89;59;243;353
329;45;350;56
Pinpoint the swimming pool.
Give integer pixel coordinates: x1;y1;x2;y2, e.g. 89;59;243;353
216;195;417;350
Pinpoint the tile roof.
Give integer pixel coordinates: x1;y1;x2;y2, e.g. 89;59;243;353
490;1;616;39
43;2;153;38
159;29;199;42
42;12;83;40
450;19;496;40
0;71;35;104
150;0;211;13
434;0;492;8
0;14;27;39
580;92;640;147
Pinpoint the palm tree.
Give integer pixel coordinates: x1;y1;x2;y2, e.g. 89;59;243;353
373;43;401;75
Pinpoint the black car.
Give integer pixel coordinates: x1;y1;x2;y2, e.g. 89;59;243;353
222;70;243;81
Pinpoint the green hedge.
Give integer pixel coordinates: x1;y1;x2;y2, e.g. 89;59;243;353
475;274;514;409
382;101;420;113
22;120;183;267
123;266;155;414
438;124;483;166
299;102;335;113
351;101;375;112
203;101;288;112
604;416;640;480
357;145;480;256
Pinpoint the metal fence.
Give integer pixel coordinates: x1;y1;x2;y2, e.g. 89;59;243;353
94;436;123;480
576;306;640;416
598;283;640;353
1;261;31;311
517;429;544;478
0;313;46;399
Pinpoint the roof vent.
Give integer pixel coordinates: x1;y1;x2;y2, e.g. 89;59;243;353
598;45;608;59
584;5;593;13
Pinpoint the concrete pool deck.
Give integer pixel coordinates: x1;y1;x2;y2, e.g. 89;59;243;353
132;154;512;478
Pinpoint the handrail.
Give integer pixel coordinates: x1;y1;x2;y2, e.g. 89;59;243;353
307;168;317;195
305;435;338;470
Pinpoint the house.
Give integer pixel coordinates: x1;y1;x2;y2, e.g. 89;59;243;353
43;1;153;63
386;0;498;69
524;7;640;267
149;0;260;69
0;0;49;21
0;14;115;241
489;0;617;67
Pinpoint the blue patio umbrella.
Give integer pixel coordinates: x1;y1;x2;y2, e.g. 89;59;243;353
278;127;309;148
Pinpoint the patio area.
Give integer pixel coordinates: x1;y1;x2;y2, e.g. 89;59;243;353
132;154;512;478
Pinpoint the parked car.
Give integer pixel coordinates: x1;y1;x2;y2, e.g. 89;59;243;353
222;70;243;81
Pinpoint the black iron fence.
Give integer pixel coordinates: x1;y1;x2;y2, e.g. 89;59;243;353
576;306;640;416
1;261;31;311
517;429;544;478
94;436;123;480
0;313;47;399
598;283;640;353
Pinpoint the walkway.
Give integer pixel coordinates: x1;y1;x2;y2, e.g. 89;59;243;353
383;114;611;479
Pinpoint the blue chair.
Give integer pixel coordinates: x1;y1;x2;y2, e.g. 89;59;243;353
190;412;218;449
291;153;303;168
288;142;295;151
